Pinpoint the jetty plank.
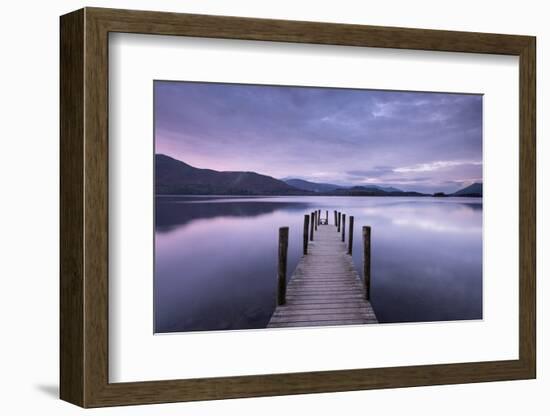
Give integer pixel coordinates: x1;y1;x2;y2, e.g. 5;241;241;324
268;224;377;328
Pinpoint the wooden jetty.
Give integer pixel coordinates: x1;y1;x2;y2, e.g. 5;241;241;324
268;212;378;328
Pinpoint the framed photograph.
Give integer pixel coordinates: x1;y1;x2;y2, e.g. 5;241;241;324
60;7;536;407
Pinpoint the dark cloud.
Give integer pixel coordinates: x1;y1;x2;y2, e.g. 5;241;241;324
155;81;482;193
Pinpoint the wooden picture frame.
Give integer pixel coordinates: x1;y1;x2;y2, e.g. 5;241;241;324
60;7;536;408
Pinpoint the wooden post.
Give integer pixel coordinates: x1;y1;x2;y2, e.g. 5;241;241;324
277;227;289;306
326;210;328;224
334;210;337;225
363;226;371;300
314;211;318;231
317;209;321;226
310;212;314;241
348;216;354;255
337;212;341;232
342;214;346;242
303;215;309;255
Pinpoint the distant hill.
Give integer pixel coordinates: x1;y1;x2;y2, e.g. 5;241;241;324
331;186;426;197
155;154;305;195
284;178;342;192
355;184;403;193
453;182;483;197
284;178;402;193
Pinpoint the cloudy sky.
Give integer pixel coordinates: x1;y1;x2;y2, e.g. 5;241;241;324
155;81;482;193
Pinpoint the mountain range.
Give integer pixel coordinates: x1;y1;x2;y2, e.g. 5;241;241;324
155;154;304;195
155;154;482;197
283;178;402;193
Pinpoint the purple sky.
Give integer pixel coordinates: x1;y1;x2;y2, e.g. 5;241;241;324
155;81;482;193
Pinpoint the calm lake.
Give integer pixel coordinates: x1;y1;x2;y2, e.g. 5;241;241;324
155;196;482;333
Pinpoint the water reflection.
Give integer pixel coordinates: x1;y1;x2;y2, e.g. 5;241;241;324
156;196;311;232
155;196;482;333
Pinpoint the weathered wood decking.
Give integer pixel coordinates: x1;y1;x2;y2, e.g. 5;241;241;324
268;223;378;328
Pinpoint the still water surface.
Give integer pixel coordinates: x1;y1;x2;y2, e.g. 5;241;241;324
155;196;482;333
